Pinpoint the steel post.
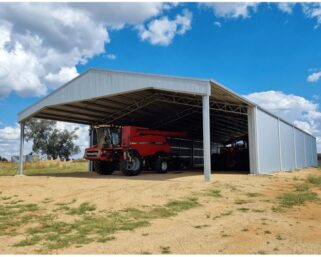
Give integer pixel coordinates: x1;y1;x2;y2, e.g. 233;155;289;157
18;122;25;176
202;94;211;182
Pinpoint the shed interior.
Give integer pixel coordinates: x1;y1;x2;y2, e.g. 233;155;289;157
32;86;250;173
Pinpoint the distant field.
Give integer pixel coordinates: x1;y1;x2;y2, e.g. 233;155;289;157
0;160;88;176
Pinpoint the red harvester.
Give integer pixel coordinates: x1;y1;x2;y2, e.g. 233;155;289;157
84;125;188;176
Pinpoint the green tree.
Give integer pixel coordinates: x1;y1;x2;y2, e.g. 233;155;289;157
0;156;8;162
25;119;80;160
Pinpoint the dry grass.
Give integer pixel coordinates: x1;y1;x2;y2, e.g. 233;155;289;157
0;160;87;176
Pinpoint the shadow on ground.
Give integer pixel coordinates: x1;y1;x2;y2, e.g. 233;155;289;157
28;170;249;180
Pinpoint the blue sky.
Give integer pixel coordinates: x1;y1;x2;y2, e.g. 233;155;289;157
0;2;321;157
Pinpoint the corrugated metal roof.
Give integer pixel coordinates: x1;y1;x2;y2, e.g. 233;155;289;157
17;68;315;141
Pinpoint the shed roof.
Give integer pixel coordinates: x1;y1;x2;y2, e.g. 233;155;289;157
18;68;314;142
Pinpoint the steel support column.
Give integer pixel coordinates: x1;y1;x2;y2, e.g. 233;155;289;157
88;125;93;172
18;122;25;176
202;94;211;182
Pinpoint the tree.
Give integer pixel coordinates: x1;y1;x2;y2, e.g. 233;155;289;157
0;156;8;162
25;119;80;160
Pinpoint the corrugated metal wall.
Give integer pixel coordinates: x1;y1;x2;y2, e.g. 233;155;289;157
256;109;281;173
254;108;317;174
280;121;296;170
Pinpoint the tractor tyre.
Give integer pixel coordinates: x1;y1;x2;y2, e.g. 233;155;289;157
94;161;115;175
155;158;168;173
120;153;142;176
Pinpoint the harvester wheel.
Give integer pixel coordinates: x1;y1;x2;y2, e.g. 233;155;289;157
94;161;115;175
155;158;168;173
120;153;142;176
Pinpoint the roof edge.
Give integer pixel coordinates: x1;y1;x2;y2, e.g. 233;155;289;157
18;68;210;119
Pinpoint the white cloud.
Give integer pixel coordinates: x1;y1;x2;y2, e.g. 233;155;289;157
204;3;259;19
137;10;192;46
45;67;79;89
277;3;296;14
0;124;33;159
0;121;89;160
307;71;321;82
301;3;321;28
213;21;222;28
244;90;321;152
105;54;117;60
0;3;176;98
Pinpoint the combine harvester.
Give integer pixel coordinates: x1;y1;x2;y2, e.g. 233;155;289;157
84;125;193;176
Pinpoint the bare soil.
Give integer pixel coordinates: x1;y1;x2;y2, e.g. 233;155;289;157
0;168;321;254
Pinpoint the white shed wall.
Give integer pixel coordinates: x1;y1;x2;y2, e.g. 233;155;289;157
295;128;305;168
279;121;296;170
256;109;281;173
255;108;317;174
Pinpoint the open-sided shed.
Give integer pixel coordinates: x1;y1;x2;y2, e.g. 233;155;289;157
17;69;318;181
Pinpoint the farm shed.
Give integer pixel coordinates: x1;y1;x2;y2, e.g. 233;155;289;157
17;69;318;181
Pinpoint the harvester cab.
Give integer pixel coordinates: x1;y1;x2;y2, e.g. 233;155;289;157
94;125;121;148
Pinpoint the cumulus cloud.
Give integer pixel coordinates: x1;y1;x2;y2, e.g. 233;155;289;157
45;67;79;89
0;3;177;98
277;3;296;14
0;121;89;159
307;71;321;82
203;2;259;19
245;91;321;152
0;124;33;159
137;10;192;46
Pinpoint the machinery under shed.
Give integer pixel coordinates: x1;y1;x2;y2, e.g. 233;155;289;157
17;69;318;181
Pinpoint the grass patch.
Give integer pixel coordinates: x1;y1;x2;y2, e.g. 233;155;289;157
0;198;40;236
13;235;42;247
67;202;96;215
193;224;210;229
0;160;88;176
13;197;200;251
246;192;261;197
307;175;321;185
96;236;115;243
278;191;318;208
165;197;199;212
206;189;222;198
238;207;250;212
160;246;171;254
234;199;248;205
252;209;265;213
295;183;309;192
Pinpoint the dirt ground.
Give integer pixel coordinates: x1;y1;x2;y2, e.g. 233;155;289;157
1;168;321;254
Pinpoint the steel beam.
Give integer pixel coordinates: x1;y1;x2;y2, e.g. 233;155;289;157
157;93;248;115
99;94;159;124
